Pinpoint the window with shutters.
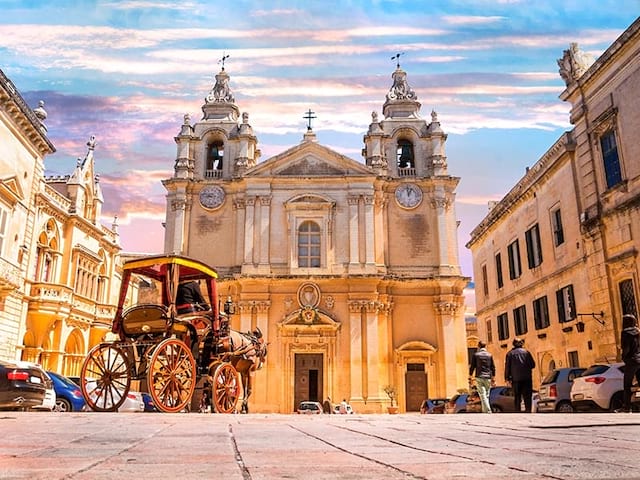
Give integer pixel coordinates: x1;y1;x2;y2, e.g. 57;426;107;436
507;239;522;280
533;296;550;330
497;312;509;341
556;284;575;323
525;224;543;269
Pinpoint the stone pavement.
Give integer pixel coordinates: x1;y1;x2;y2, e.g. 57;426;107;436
1;411;640;479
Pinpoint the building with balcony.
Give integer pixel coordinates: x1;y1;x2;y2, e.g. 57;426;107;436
0;69;122;375
467;18;640;384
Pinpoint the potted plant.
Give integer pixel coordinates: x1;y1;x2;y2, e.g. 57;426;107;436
383;385;398;414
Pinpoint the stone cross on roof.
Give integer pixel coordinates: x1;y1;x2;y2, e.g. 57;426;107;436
303;109;317;131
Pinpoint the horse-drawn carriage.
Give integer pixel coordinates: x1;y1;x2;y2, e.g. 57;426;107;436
79;255;266;413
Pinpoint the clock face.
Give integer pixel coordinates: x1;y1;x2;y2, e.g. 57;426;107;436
199;185;225;210
395;184;422;209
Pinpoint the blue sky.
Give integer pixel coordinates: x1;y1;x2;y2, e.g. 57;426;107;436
1;1;637;281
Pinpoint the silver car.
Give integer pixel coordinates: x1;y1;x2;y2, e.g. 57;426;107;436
538;367;586;413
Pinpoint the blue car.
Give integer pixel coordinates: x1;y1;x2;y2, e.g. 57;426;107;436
47;371;86;412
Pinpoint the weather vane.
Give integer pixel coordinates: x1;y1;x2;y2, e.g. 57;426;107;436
391;52;404;68
219;52;230;70
303;108;317;131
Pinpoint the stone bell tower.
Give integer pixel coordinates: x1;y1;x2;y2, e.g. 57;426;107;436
163;63;260;254
363;64;448;179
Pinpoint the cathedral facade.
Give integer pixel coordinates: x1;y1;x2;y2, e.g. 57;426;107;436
162;65;469;413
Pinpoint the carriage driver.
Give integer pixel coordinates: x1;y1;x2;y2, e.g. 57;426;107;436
176;280;210;315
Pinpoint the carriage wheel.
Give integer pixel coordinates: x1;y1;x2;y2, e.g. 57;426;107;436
212;362;241;413
147;338;196;413
80;343;132;412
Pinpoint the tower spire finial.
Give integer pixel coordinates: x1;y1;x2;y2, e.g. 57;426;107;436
219;52;230;70
391;52;404;69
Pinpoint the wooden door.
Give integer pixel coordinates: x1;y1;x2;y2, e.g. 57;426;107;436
405;363;427;412
294;353;323;411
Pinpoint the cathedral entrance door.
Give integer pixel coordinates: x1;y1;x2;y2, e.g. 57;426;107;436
294;353;323;409
405;363;427;411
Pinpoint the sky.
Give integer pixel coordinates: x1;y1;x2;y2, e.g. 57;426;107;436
1;1;638;288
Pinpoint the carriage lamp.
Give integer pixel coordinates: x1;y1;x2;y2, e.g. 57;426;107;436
224;296;236;315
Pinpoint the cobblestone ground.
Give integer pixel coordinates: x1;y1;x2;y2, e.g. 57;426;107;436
1;411;639;479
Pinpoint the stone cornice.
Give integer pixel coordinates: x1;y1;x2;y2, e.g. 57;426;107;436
467;132;575;248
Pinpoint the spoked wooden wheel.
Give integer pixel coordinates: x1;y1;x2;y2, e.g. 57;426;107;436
147;338;196;413
80;343;132;412
212;362;241;413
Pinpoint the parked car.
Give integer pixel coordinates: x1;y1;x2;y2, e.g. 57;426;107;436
537;367;586;413
47;371;87;412
297;401;324;414
571;362;624;412
420;398;448;414
466;386;539;413
0;360;47;410
11;362;55;411
142;392;156;412
333;403;355;414
444;393;470;413
33;370;56;411
82;379;145;412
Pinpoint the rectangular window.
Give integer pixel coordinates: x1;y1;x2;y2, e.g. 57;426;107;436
507;239;522;280
495;253;504;288
486;319;493;344
481;264;489;297
567;351;579;368
497;312;509;341
551;208;565;246
601;130;622;189
556;284;576;323
525;224;543;268
533;296;550;330
619;279;638;318
513;305;528;336
0;207;7;256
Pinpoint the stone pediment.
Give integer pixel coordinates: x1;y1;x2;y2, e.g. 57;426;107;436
247;141;372;178
0;175;25;206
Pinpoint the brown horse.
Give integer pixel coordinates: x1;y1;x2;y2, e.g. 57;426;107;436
208;327;267;413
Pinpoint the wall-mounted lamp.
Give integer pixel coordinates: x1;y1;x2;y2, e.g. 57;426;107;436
575;311;605;327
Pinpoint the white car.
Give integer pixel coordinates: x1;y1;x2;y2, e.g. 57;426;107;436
570;362;624;412
334;403;354;414
83;379;145;412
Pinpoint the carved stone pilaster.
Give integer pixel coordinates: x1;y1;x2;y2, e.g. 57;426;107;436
431;196;451;211
434;301;461;315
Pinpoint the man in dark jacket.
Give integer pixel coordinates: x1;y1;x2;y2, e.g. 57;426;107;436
504;338;536;412
175;280;209;315
619;314;640;413
469;341;495;413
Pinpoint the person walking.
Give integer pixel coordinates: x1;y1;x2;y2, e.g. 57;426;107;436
619;314;640;413
504;338;536;412
469;340;495;413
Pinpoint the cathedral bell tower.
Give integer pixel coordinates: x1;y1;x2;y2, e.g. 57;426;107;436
163;61;260;254
362;63;448;178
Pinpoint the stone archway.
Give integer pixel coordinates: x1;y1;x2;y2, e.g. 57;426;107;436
395;341;438;412
63;329;86;377
277;308;340;413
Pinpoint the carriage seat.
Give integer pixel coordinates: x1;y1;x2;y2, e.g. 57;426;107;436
121;304;169;337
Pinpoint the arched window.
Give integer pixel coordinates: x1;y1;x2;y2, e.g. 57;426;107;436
397;139;414;169
206;141;224;171
298;221;321;268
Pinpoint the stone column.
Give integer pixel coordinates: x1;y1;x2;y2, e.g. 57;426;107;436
364;301;381;403
348;196;360;267
434;300;464;394
348;300;363;402
243;197;255;265
432;194;452;268
170;197;187;255
233;198;245;266
259;196;271;269
364;195;375;266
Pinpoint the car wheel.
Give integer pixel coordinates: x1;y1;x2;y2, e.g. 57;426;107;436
491;405;502;413
609;392;624;412
54;398;72;412
556;401;574;413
